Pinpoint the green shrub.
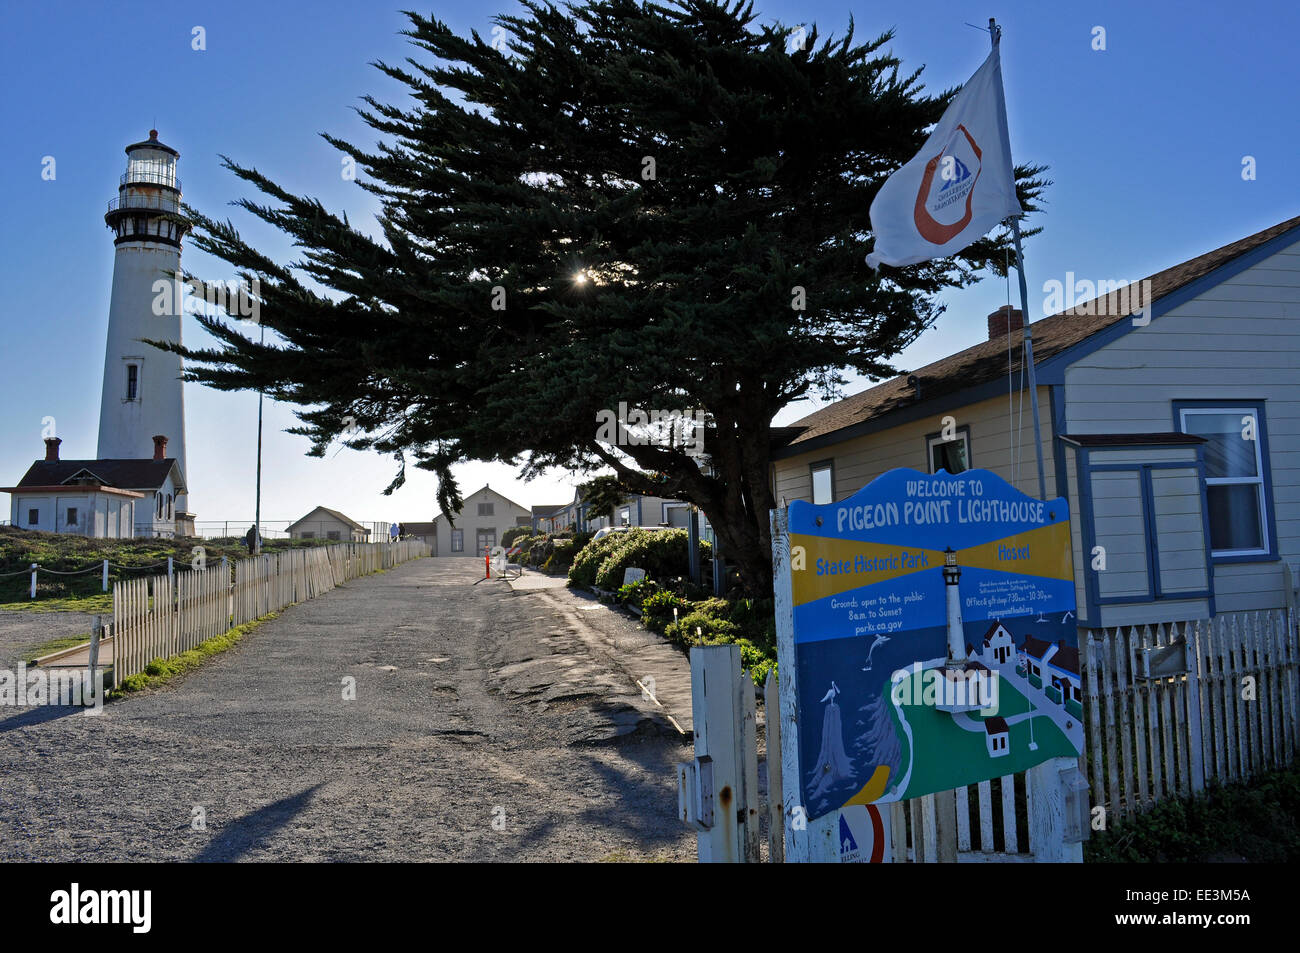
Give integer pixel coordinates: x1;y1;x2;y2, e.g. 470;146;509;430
567;531;630;588
616;577;660;607
664;610;741;647
504;533;532;556
543;538;579;573
593;529;704;590
639;589;691;632
501;526;533;548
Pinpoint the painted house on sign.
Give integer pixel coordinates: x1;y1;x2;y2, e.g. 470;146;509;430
772;214;1300;629
432;485;530;555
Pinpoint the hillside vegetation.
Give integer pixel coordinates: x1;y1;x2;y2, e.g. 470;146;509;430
0;526;321;607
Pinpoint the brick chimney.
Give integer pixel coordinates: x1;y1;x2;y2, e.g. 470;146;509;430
44;437;61;462
988;305;1024;340
152;434;168;461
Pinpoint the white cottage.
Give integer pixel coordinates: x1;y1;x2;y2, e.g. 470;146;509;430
3;437;184;538
772;214;1300;629
287;506;371;542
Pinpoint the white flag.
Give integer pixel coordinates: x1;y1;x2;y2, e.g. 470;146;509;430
865;45;1021;269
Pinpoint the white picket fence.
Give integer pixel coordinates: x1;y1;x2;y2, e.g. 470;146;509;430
1081;608;1299;827
112;540;428;687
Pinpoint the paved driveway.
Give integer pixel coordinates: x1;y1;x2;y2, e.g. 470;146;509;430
0;557;694;861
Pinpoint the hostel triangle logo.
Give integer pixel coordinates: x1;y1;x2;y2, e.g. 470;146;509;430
939;155;972;191
839;814;859;854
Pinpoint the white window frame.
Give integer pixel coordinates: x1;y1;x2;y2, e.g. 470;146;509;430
1179;406;1269;557
926;430;971;475
662;502;690;527
810;460;834;505
450;528;464;552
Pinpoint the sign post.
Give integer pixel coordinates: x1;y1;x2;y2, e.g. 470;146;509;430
772;468;1084;862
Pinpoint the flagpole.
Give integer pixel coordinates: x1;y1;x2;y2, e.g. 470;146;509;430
990;18;1047;501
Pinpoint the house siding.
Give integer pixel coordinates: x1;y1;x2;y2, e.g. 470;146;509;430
773;387;1058;505
1062;241;1300;613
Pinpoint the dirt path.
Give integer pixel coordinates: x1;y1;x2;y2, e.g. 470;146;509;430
0;557;694;861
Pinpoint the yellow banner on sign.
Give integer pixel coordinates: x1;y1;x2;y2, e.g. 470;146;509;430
790;520;1074;608
958;520;1074;582
790;536;945;607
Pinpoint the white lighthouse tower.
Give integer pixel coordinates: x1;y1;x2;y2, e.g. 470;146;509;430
97;130;192;523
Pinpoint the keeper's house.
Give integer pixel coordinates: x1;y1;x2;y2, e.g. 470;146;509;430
772;215;1300;628
3;436;183;538
431;485;530;556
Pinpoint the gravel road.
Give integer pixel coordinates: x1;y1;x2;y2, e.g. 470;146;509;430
0;557;696;861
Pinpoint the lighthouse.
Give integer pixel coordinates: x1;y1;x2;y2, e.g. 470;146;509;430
97;130;192;525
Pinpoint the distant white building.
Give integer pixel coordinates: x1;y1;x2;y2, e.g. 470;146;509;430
432;485;530;556
287;506;371;542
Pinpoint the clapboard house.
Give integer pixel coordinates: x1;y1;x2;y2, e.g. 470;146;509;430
3;436;185;538
772;214;1300;628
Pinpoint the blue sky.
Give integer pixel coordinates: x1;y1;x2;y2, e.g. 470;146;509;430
1;0;1294;529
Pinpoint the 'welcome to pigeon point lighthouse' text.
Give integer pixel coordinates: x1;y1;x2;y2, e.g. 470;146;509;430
836;477;1049;532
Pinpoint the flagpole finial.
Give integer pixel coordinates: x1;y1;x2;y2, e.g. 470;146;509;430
989;18;1000;47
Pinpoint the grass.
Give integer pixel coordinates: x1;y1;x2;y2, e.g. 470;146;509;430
0;594;113;614
108;611;277;698
20;634;92;663
1085;763;1300;862
0;525;327;611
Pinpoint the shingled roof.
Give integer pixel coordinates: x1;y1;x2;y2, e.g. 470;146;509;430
778;214;1300;453
12;458;184;492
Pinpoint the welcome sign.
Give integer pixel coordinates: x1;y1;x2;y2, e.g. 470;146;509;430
785;468;1081;822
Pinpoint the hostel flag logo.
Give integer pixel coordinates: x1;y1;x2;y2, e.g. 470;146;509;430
865;45;1021;268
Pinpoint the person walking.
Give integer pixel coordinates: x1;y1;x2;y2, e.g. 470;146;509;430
244;524;260;556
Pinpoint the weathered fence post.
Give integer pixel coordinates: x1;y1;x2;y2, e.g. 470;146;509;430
1028;757;1086;862
89;615;101;692
29;563;37;599
102;559;109;593
677;643;759;862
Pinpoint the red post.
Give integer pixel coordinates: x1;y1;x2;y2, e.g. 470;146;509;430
485;546;491;579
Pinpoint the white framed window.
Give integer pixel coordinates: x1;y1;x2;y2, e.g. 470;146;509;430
810;460;834;505
477;502;494;516
1178;406;1269;557
927;429;970;474
663;503;690;528
27;508;39;526
618;506;631;526
126;364;139;401
66;507;78;526
451;529;464;552
327;530;341;541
